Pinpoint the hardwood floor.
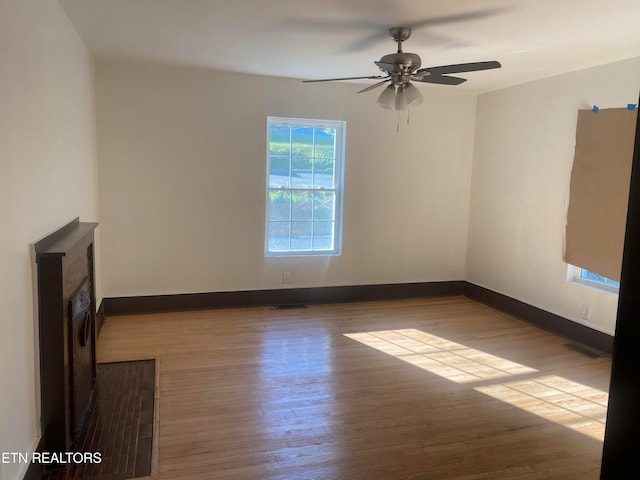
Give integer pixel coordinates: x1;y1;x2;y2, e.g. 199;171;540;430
97;296;611;480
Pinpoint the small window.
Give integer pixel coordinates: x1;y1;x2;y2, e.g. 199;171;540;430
265;117;345;256
568;265;620;293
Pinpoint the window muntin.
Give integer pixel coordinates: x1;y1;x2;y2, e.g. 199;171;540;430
266;117;345;256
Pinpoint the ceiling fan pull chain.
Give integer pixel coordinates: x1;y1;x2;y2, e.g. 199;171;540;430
397;110;400;132
407;108;411;126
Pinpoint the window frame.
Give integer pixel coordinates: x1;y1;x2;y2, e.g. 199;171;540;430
264;116;346;257
567;265;620;294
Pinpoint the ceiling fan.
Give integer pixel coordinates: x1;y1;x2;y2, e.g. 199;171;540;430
303;27;501;110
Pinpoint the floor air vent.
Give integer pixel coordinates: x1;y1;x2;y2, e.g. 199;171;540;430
275;304;307;310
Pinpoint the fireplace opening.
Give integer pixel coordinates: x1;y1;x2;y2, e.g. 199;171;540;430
69;278;94;441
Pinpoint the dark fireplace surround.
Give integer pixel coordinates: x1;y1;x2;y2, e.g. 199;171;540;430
34;218;98;455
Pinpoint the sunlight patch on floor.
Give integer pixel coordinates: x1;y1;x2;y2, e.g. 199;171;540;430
344;329;538;384
475;375;607;440
344;329;607;440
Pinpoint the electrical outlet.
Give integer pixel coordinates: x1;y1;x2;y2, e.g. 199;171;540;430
282;271;291;284
581;304;590;320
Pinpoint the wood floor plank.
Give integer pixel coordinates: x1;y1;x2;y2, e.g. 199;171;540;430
97;296;610;479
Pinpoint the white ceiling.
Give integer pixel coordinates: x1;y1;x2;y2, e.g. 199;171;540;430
59;0;640;93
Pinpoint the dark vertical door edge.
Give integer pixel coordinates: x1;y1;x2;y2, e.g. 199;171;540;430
600;96;640;478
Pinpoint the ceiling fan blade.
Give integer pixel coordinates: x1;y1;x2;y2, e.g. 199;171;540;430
374;61;397;73
357;79;391;94
408;8;505;30
346;31;392;53
417;61;501;76
303;75;387;83
413;74;467;85
281;7;505;49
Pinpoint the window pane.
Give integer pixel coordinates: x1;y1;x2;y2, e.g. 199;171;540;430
291;222;313;251
291;156;313;188
580;269;620;288
312;221;334;250
268;190;291;221
291;126;313;157
313;162;334;188
268;222;291;252
269;125;290;156
314;127;335;158
291;191;312;220
314;191;335;221
314;127;336;188
269;155;290;187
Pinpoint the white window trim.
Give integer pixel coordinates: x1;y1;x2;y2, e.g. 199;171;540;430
265;116;346;257
567;265;620;294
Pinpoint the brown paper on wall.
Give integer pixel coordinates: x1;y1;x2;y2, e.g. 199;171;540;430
565;108;638;282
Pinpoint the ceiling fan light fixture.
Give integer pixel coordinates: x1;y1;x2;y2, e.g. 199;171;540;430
377;84;396;110
395;85;409;110
404;83;423;107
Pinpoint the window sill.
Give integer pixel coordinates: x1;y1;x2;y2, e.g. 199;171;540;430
568;278;619;295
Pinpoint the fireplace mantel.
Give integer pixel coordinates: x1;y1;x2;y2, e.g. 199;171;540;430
34;218;98;454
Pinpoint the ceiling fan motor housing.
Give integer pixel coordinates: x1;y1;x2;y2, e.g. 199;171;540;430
378;52;422;73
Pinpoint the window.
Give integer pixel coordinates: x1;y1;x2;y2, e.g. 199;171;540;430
564;107;636;280
568;265;620;293
265;117;345;256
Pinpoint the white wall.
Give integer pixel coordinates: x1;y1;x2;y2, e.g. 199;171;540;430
467;57;640;336
96;62;477;297
0;1;99;479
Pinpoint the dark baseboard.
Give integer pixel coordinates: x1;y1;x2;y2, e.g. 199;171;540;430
464;282;614;356
103;281;466;316
101;280;613;357
96;299;105;337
